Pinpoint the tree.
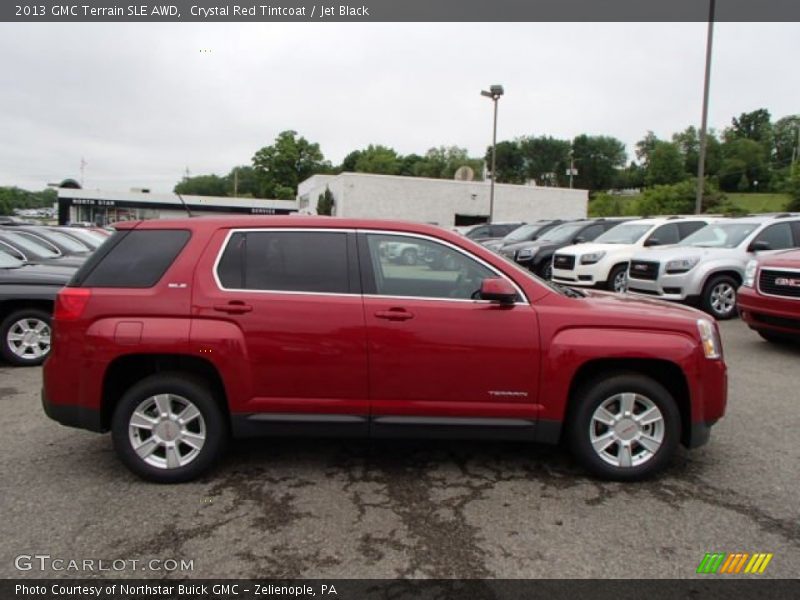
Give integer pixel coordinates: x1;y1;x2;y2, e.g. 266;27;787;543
672;126;722;178
718;138;770;192
174;174;228;196
252;130;328;199
645;141;686;186
353;145;402;175
340;150;362;172
772;115;800;169
487;140;526;184
570;134;627;192
725;108;773;146
517;136;571;186
225;166;259;197
414;146;483;180
316;186;335;215
635;131;660;166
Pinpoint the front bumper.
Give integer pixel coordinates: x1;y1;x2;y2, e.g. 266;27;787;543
552;263;605;287
737;285;800;336
626;270;700;302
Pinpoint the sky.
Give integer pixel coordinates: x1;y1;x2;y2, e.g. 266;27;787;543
1;22;798;193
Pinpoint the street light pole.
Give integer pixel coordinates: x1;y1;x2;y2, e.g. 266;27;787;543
695;0;716;215
481;85;504;223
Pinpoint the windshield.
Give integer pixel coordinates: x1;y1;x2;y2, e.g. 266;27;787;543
1;232;60;257
538;222;586;243
0;250;24;268
35;230;91;252
503;223;543;243
681;223;759;248
594;223;652;244
58;229;104;249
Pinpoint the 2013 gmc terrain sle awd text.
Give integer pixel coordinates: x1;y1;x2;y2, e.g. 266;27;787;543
42;217;727;483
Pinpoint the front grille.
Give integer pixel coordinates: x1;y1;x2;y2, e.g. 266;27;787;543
553;254;575;270
629;260;660;281
628;287;661;296
759;269;800;299
752;312;800;331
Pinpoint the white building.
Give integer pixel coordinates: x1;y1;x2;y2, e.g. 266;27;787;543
56;188;297;226
298;172;587;226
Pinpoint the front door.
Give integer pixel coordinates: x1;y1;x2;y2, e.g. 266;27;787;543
359;232;541;432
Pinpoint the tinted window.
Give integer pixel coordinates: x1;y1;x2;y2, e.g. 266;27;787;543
366;234;496;300
678;221;707;238
466;226;490;239
681;223;758;248
579;224;604;241
79;230;190;288
217;231;349;294
754;223;793;250
647;224;680;245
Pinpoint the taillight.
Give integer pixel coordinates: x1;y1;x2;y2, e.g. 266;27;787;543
54;288;91;320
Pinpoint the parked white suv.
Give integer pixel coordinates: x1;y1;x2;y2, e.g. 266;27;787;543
626;215;800;319
551;217;711;292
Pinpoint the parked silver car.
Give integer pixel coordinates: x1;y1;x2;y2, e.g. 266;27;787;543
626;215;800;319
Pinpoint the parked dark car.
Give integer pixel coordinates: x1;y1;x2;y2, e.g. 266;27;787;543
0;230;86;268
500;219;628;279
0;225;93;259
738;248;800;343
0;252;75;366
483;220;567;252
461;222;526;244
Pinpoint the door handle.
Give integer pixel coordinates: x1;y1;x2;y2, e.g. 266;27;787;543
213;302;253;314
374;309;414;321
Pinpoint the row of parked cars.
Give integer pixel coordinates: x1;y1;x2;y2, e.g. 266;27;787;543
0;224;109;365
466;214;800;340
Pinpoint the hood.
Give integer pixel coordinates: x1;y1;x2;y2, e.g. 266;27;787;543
502;239;563;254
555;242;630;257
580;289;709;323
0;263;75;286
629;245;735;263
759;248;800;268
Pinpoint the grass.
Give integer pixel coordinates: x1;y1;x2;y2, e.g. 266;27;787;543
724;193;790;213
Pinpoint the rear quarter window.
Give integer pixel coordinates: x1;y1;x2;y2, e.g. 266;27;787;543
72;229;191;288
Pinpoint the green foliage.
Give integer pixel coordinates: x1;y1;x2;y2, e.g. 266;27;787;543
174;174;228;196
252;130;329;199
414;146;483;180
588;193;629;217
0;187;57;216
316;186;335;216
571;134;627;192
588;180;725;217
645;141;685;186
786;168;800;211
488;140;525;183
353;145;402;175
718;138;770;192
772;115;800;169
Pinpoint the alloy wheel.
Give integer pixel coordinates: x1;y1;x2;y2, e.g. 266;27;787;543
589;393;665;468
6;317;51;361
709;282;736;317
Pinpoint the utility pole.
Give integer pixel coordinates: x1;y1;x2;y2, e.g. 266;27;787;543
481;85;504;223
233;167;239;197
695;0;716;215
80;157;87;187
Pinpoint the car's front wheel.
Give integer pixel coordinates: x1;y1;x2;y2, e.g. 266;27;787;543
0;308;52;366
702;275;738;320
607;264;628;293
568;373;681;481
111;373;227;483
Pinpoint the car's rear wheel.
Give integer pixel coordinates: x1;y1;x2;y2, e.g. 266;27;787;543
111;373;227;483
1;309;52;366
758;330;796;345
568;373;680;481
702;275;738;320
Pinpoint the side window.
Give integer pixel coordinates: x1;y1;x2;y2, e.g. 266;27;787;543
365;234;496;300
79;230;190;288
754;223;793;250
791;222;800;246
0;241;25;261
217;231;349;294
678;221;707;239
647;224;680;245
579;224;604;241
467;226;490;239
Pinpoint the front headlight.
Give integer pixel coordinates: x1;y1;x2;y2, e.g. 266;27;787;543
743;259;758;287
516;248;536;260
580;251;606;265
665;256;701;274
697;319;722;359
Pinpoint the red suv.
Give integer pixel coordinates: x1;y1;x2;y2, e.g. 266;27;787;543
42;217;728;483
738;248;800;343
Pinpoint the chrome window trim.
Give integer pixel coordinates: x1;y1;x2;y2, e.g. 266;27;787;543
0;239;28;261
757;266;800;301
13;231;63;256
211;226;529;305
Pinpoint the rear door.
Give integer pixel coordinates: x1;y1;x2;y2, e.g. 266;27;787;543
195;228;369;421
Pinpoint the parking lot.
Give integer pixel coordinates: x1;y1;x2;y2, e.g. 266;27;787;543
0;319;798;579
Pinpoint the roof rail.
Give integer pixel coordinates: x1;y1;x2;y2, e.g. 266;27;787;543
666;215;681;220
773;213;792;219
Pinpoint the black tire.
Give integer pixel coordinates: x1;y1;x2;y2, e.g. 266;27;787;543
701;275;739;320
758;330;796;345
401;248;418;266
0;308;52;366
536;261;553;281
606;264;628;293
111;373;228;483
567;373;681;481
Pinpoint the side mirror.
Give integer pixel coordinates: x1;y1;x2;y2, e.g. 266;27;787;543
749;240;771;252
479;278;517;305
644;237;661;247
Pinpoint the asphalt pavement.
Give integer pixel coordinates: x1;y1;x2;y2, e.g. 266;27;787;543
1;320;798;579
